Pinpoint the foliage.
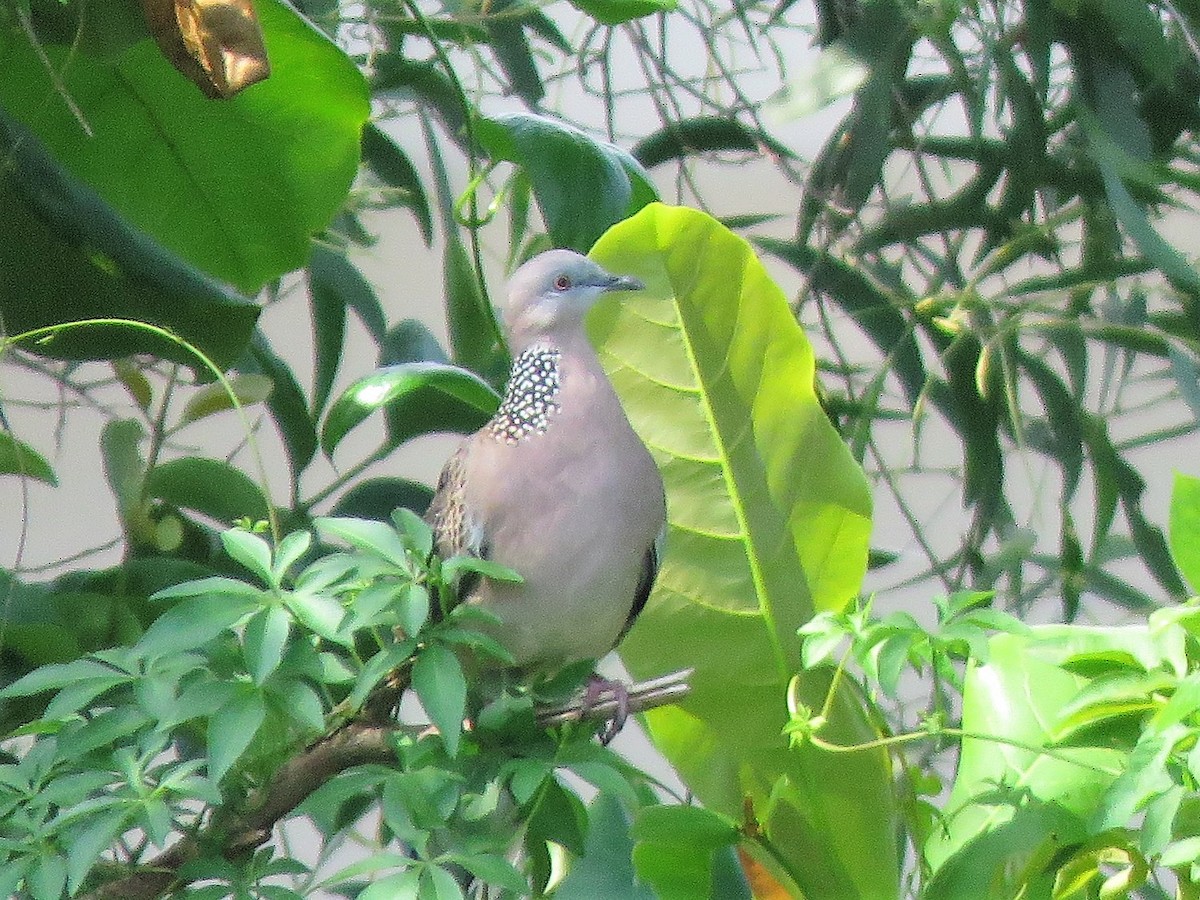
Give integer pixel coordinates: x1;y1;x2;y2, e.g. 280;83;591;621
0;513;687;898
789;474;1200;898
0;0;1199;896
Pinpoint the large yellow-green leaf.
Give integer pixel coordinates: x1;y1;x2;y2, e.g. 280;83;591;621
924;627;1152;898
589;204;899;898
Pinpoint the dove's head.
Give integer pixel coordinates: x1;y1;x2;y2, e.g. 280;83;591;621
503;249;643;351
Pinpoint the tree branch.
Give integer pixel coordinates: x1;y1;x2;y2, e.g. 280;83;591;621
83;669;692;900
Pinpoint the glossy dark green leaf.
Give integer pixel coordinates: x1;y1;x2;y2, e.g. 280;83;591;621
362;122;434;245
633;116;793;168
308;245;389;418
246;332;319;479
940;334;1004;525
0;0;370;292
145;457;270;526
1083;413;1188;599
525;777;587;857
0;432;57;486
477;113;658;252
321;362;498;456
0;112;259;370
568;0;675;24
412;642;466;756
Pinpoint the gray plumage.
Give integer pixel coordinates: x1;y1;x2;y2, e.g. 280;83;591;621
426;250;665;673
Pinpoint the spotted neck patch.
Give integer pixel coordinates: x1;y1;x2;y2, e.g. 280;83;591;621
489;345;562;444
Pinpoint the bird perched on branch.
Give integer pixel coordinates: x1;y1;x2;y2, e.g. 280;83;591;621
426;250;665;729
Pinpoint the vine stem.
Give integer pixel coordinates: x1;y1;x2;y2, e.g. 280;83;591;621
2;318;281;543
805;725;1121;777
398;0;504;353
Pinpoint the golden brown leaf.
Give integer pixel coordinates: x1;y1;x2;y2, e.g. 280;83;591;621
141;0;270;99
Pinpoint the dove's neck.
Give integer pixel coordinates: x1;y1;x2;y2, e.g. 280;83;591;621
488;344;564;445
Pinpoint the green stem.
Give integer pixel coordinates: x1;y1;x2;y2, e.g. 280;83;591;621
2;318;281;543
399;0;503;352
808;726;1121;776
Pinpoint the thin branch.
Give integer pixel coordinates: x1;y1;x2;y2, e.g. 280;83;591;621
83;671;692;900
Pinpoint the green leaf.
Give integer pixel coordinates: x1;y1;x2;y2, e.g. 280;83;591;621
137;593;258;659
179;374;274;424
525;776;588;857
308;245;387;416
65;807;132;893
0;658;126;699
146;457;270;525
0;432;57;485
484;11;545;107
556;793;656;900
321;362;498;456
244;605;291;685
447;853;526;894
412;643;466;757
924;630;1124;898
0;109;259;370
221;529;275;584
273;530;313;583
568;0;676;25
477;113;658;252
362;122;433;245
314;516;410;568
423;866;465;900
632;804;738;848
101;418;145;521
0;0;370;292
247;332;319;478
1170;472;1200;594
28;853;66;900
444;237;504;381
358;871;421;900
287;588;351;646
590;204;895;899
330;477;435;521
632;116;793;168
208;686;267;782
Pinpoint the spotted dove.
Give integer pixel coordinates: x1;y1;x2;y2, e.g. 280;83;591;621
426;250;665;680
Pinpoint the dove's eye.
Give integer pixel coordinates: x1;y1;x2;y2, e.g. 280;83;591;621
554;274;572;291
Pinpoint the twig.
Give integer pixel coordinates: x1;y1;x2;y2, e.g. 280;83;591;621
535;668;694;728
83;670;692;899
84;723;398;900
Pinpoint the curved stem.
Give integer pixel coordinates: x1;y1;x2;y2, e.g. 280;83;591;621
2;318;281;543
